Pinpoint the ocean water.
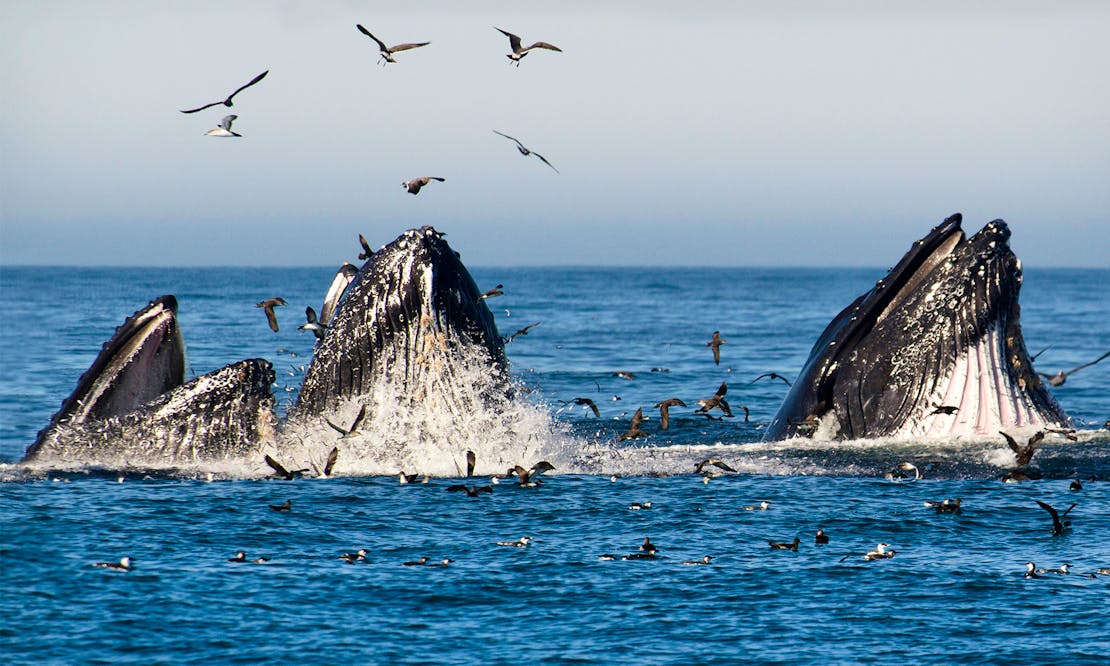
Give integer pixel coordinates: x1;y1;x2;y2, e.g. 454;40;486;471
1;264;1108;664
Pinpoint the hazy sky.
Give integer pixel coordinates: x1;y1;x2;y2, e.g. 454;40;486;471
2;1;1107;267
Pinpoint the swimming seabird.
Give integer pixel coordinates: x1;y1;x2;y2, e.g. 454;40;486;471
619;408;646;441
269;499;291;512
255;297;287;332
695;382;733;417
446;484;493;497
402;556;430;566
885;461;921;481
496;536;534;547
855;543;893;561
426;558;453;567
494;27;562;66
479;284;504;300
1035;500;1076;536
509;460;555;487
299;306;327;340
769;537;800;551
339;549;368;564
355;25;430;65
229;551;248;562
693;458;737;476
742;501;771;511
401;177;445;195
1070;479;1083;491
640;537;658;554
492;131;559;173
93;557;133;571
1036;563;1071;575
504;321;541;343
598;554;618;561
326;405;366;439
682;555;714;566
180;70;269;114
815;529;829;545
1001;430;1045;467
750;372;791;386
621;552;657;561
204;114;242;137
706;331;726;365
398;472;429;484
628;502;652;510
925;498;963;514
1036;350;1110;386
1024;561;1039;578
654;398;687;430
613;371;636;380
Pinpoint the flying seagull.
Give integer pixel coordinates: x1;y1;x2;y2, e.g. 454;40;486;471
402;177;445;195
180;70;269;114
492;131;559;173
255;297;287;332
204;115;242;137
494;27;562;66
356;25;430;65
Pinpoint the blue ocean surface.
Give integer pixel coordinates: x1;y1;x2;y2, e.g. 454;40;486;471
1;264;1108;664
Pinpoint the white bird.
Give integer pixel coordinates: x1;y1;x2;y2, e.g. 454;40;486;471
205;115;241;137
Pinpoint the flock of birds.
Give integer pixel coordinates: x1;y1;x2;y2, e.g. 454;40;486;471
90;448;1106;578
182;24;563;187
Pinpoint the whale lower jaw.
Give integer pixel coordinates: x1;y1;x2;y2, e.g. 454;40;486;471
893;325;1070;438
24;360;276;467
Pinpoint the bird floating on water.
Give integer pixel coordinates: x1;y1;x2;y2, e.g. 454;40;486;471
93;557;133;571
180;70;268;114
1035;500;1076;536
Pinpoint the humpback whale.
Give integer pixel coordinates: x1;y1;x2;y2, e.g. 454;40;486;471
24;296;276;465
23;226;512;473
763;214;1069;441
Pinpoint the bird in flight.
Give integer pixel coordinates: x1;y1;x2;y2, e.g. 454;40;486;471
492;131;559;173
706;331;726;365
256;297;287;332
495;27;562;66
180;70;269;114
402;177;445;195
1036;350;1110;386
356;25;430;65
204;115;242;137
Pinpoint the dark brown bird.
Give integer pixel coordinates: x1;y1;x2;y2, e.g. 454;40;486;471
1037;351;1110;386
1001;430;1045;467
815;529;830;544
299;306;327;340
446;484;493;497
694;457;737;475
769;537;800;552
479;284;504;300
751;372;792;386
1035;500;1076;536
509;461;555;487
505;321;540;343
256;297;287;332
180;70;269;114
326;405;367;438
402;177;445;195
619;408;647;441
562;397;601;418
314;447;339;478
494;27;562;66
264;454;307;480
492;131;559;173
706;331;726;365
924;498;962;514
466;450;476;477
929;405;959;415
653;398;687;430
356;25;430;64
402;556;430;566
269;499;291;512
358;234;374;260
696;382;732;417
613;371;636;380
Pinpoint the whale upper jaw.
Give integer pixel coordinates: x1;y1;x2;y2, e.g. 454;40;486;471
763;214;1069;441
292;226;508;419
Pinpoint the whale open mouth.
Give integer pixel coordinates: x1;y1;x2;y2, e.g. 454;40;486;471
765;214;1068;440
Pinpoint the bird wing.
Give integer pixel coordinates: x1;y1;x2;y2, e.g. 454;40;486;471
358;234;373;260
264;306;279;332
357;25;389;52
305;306;319;324
389;42;430;52
527;41;562;52
713;460;738;472
446;485;467;493
325;419;349;436
347;404;367;435
1035;500;1062;530
227;70;268;101
718;399;734;417
264;454;291;478
585;399;600;418
1064;350;1110;375
430;177;446;182
712;344;721;365
218;115;237;131
1028;430;1045;448
715;382;728;398
658;404;670;430
493;130;527;151
179;100;223;114
531;151;560;173
495;27;522;52
323;447;339;476
999;431;1021;455
630;408;644;429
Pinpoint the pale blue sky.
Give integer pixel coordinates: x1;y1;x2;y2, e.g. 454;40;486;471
1;1;1107;267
